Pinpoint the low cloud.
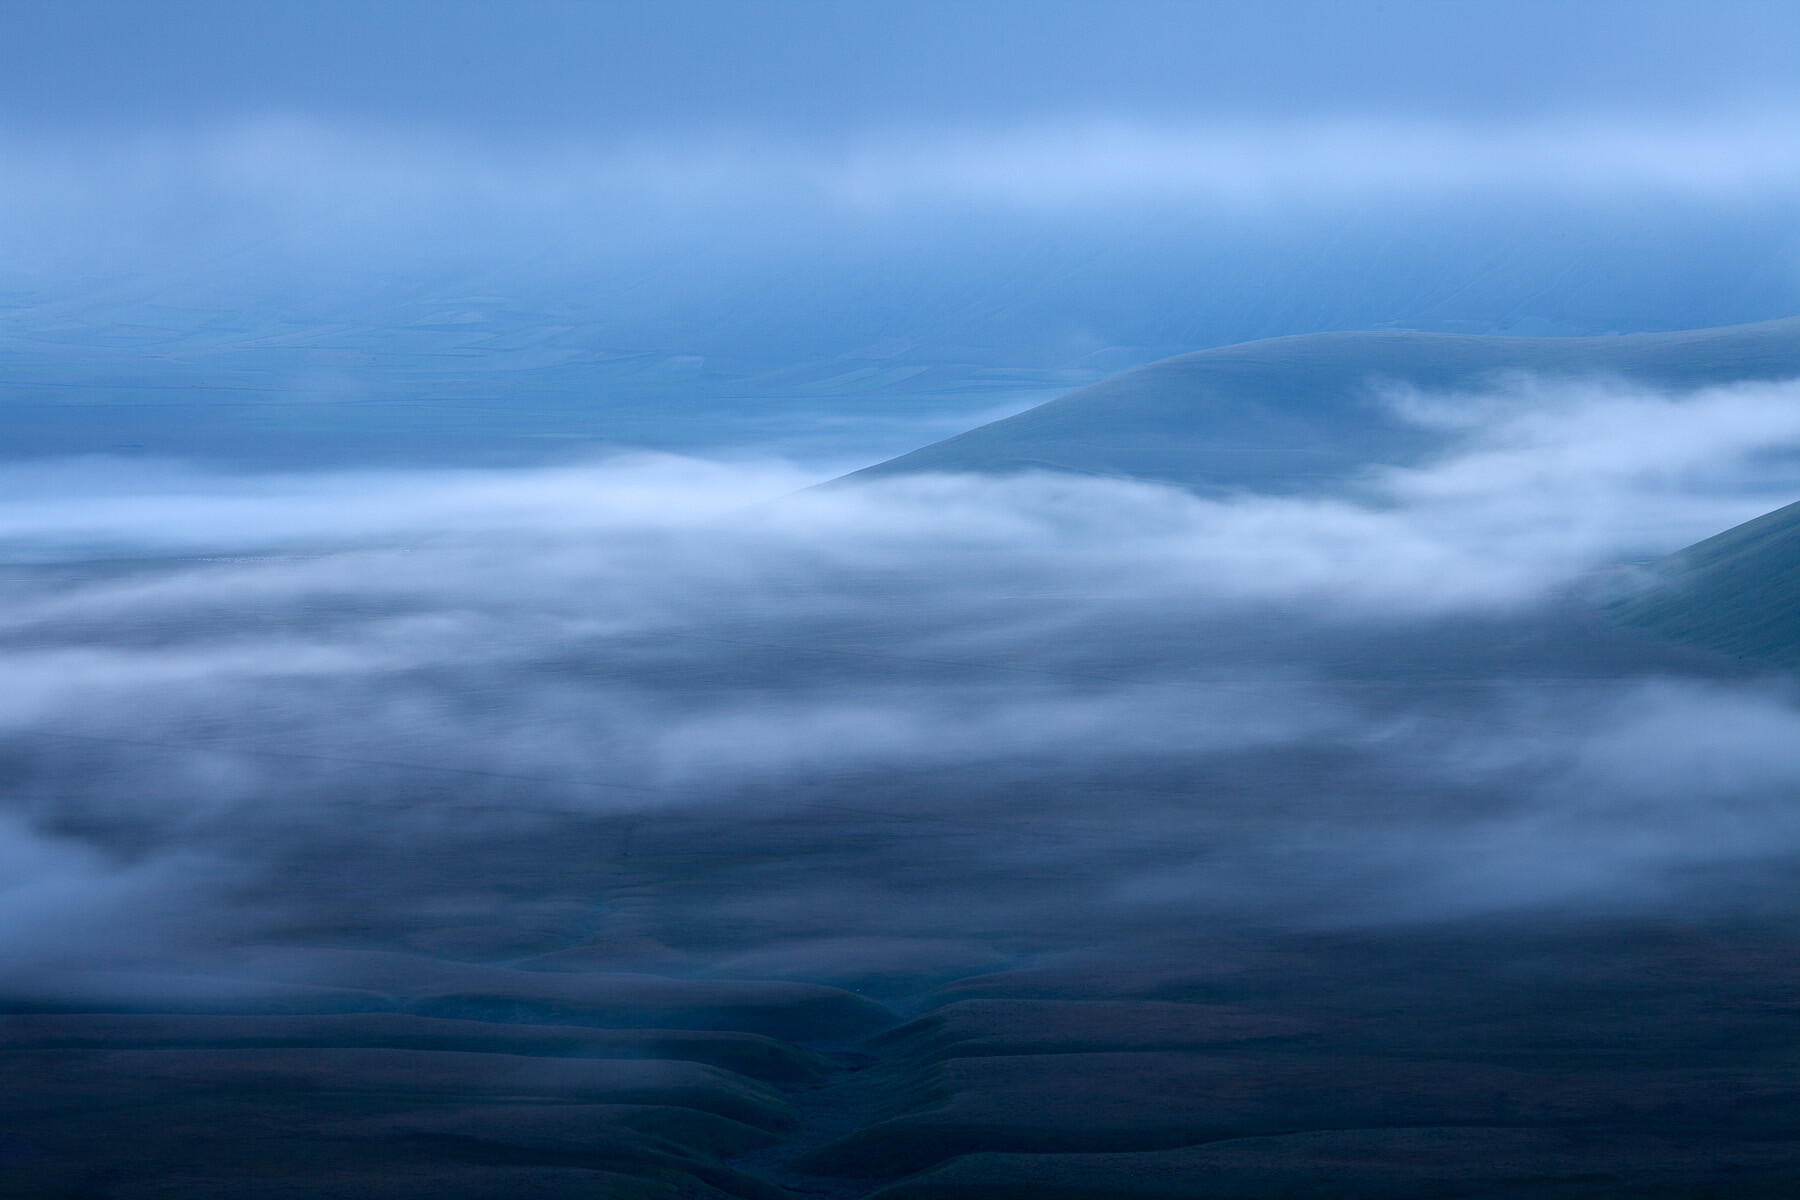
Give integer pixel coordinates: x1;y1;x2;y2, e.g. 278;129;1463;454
819;113;1800;208
3;376;1800;970
9;112;1800;227
4;114;1794;397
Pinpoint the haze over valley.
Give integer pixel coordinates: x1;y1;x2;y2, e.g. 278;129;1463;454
6;4;1800;1198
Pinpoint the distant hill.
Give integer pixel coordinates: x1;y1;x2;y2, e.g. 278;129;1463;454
1608;500;1800;667
840;318;1800;494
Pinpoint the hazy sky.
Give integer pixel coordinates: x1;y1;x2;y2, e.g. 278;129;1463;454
5;1;1800;456
6;0;1800;134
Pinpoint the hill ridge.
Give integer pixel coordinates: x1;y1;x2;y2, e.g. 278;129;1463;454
841;317;1800;494
1609;498;1800;667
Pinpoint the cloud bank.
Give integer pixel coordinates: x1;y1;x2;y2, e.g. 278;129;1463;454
2;376;1800;970
9;111;1800;232
6;112;1794;410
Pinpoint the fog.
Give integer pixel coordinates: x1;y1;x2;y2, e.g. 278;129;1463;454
6;117;1797;489
11;9;1800;1195
1;375;1797;983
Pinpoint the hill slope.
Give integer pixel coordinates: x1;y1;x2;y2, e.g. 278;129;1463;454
1608;499;1800;667
841;318;1800;494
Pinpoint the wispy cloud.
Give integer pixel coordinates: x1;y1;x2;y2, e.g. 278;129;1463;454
3;375;1800;962
816;114;1800;207
6;110;1800;236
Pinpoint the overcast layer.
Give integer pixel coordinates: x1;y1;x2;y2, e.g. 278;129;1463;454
8;0;1800;132
6;0;1800;435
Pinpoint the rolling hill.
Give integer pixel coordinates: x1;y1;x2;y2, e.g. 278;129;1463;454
841;317;1800;494
1608;499;1800;667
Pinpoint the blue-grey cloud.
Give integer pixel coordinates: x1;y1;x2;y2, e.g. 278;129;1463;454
4;375;1800;966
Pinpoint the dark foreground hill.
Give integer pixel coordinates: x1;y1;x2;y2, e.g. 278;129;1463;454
1609;498;1800;667
842;318;1800;493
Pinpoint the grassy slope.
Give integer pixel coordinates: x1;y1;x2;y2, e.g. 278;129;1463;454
1609;499;1800;667
842;317;1800;494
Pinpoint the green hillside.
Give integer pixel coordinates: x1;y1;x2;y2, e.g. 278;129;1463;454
1608;500;1800;667
842;318;1800;494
